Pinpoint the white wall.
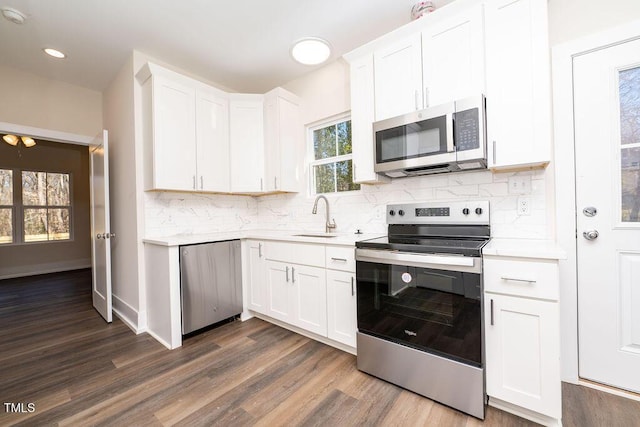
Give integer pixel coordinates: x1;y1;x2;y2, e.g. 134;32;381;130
103;54;146;330
548;0;640;46
0;64;102;136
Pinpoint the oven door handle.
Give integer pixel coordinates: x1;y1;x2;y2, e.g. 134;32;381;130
355;248;481;273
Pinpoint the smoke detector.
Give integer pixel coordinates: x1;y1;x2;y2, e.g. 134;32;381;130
2;7;27;25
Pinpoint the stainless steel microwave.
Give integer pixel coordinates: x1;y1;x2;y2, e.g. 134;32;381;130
373;95;486;177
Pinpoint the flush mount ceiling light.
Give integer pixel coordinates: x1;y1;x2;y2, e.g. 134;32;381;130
43;48;66;59
3;134;36;148
291;37;331;65
1;7;26;25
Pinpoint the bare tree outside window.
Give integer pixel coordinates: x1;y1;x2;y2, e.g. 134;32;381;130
310;118;360;194
22;171;71;242
619;67;640;222
0;169;13;244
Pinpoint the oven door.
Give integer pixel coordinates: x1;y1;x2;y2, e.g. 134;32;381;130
373;102;455;174
355;249;482;367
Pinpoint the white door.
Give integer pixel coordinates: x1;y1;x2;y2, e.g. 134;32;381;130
574;38;640;393
292;265;327;336
90;130;113;323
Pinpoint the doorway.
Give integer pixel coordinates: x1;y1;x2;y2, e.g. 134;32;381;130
553;25;640;395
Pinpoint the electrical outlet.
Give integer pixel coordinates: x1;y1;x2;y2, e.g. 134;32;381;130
508;176;532;194
517;196;531;216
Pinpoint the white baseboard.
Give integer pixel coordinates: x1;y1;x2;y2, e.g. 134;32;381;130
0;259;91;280
112;294;146;334
488;397;561;427
251;312;356;356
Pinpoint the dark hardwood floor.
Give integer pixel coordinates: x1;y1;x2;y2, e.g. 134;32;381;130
1;270;638;426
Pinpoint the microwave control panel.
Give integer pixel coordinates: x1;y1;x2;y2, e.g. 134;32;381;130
454;108;480;152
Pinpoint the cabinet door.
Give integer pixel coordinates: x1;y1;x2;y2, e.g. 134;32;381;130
246;240;267;314
422;4;485;107
153;75;197;191
326;270;356;347
229;97;265;192
292;265;327;336
196;88;229;192
265;260;293;323
485;293;561;419
374;34;423;121
485;0;551;169
264;90;300;193
350;54;390;184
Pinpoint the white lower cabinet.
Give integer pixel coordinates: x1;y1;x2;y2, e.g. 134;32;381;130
484;255;561;425
246;240;267;314
326;270;357;347
245;240;356;352
292;265;327;336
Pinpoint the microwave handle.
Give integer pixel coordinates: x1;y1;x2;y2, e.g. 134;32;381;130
447;112;455;153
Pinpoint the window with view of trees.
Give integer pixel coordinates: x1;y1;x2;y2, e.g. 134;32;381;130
310;117;360;194
0;169;13;244
0;169;71;244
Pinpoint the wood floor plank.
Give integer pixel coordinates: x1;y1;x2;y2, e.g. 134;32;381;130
2;269;639;427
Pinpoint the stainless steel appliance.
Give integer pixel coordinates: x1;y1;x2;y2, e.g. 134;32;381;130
355;201;490;419
373;95;486;177
180;240;242;335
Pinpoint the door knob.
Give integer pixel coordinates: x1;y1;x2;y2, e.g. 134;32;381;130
583;230;599;240
583;207;597;217
96;233;103;239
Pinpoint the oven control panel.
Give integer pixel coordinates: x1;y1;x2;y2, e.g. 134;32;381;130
387;201;489;225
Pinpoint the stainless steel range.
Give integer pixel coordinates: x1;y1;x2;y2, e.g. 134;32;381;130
355;200;490;419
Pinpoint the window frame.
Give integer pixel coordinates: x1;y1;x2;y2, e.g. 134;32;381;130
0;167;74;245
307;112;360;195
0;169;15;245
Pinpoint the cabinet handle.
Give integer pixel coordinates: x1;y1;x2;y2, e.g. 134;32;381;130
414;89;420;110
500;276;537;284
260;178;263;191
351;276;355;296
424;87;429;107
353;163;357;180
200;176;203;189
286;266;289;282
291;267;295;283
274;176;278;189
258;243;262;258
331;257;347;262
192;175;196;190
492;141;497;165
490;299;494;326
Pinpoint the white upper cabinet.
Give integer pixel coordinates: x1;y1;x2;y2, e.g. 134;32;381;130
373;34;423;121
485;0;552;170
349;54;390;184
196;87;230;192
263;88;301;193
140;70;197;191
229;94;265;193
421;4;485;106
137;63;230;192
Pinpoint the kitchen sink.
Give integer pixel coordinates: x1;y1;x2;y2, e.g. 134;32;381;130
293;233;339;238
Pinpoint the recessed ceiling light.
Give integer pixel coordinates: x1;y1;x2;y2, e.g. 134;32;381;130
1;7;26;25
43;48;66;59
291;38;331;66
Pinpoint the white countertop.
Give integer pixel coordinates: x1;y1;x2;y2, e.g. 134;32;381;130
143;229;383;247
483;238;567;260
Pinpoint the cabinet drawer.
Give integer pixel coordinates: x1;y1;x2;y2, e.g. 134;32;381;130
484;257;559;301
264;241;325;268
325;246;356;272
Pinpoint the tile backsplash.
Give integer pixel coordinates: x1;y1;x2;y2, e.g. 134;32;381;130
144;169;550;239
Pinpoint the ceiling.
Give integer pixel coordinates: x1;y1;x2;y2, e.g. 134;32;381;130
0;0;454;93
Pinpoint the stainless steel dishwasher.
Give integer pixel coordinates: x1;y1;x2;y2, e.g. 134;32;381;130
179;240;242;335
